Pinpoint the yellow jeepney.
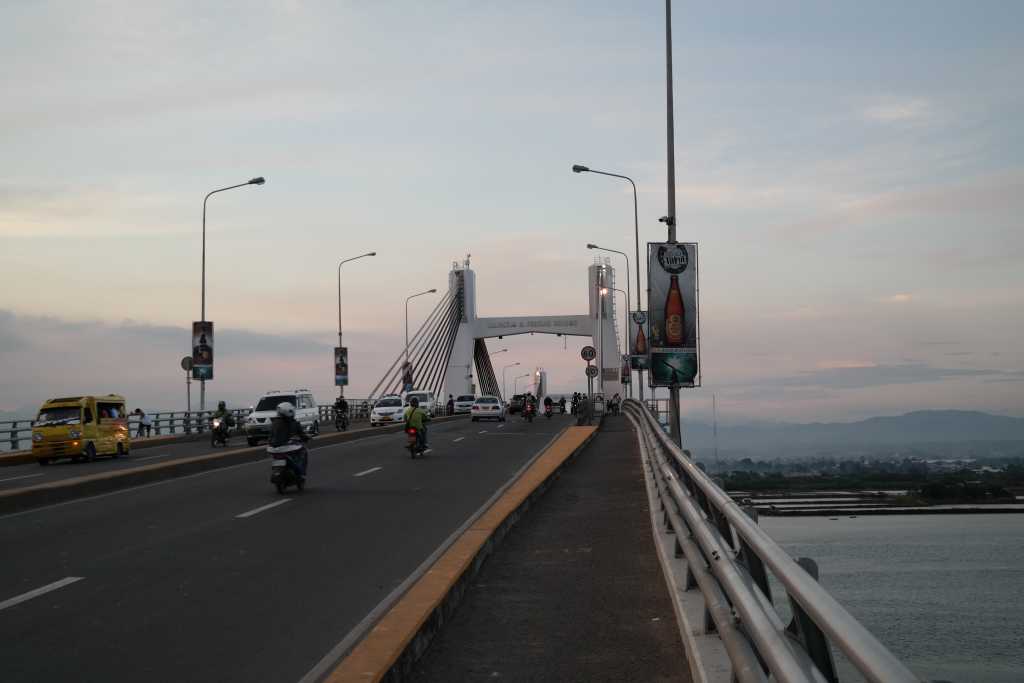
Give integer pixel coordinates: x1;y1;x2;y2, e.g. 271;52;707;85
31;395;131;465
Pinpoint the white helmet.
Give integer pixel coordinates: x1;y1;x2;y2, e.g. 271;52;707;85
276;402;296;419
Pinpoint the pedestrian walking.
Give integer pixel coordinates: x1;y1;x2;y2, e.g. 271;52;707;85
134;408;152;438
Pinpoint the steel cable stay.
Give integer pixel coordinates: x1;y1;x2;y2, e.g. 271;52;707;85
368;290;453;399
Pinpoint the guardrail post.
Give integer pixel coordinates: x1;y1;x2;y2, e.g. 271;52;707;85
786;557;838;683
11;421;21;451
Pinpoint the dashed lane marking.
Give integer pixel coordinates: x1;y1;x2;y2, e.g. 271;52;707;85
236;499;291;519
0;473;44;484
452;437;465;443
353;467;382;478
0;577;85;612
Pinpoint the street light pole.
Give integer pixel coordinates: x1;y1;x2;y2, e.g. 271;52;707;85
502;361;520;401
336;251;376;397
199;176;264;411
573;164;645;401
405;288;437;389
664;0;682;447
513;373;530;396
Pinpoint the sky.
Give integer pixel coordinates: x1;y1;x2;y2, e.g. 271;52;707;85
2;1;1022;423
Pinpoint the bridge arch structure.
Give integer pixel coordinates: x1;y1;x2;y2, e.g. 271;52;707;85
368;257;622;401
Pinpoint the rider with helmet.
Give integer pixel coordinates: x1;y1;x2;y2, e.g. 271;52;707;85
212;400;234;426
403;396;430;452
268;401;310;477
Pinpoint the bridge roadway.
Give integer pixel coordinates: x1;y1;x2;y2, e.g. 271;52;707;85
0;414;568;682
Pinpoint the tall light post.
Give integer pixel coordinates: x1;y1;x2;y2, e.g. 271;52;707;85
199;176;265;411
588;243;638;398
489;348;508;357
573;164;644;401
664;0;681;446
502;361;520;401
405;288;437;390
336;251;376;397
513;373;531;396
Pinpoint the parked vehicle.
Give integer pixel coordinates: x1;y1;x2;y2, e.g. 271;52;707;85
32;395;131;465
245;390;319;446
471;396;506;422
453;394;476;414
403;391;437;417
370;396;405;426
269;440;307;494
508;394;525;414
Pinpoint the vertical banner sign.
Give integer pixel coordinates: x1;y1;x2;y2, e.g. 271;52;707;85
621;355;631;384
401;361;414;393
334;347;349;387
646;242;699;387
628;310;650;370
192;321;214;380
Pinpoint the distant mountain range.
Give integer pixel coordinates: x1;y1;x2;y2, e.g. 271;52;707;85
681;410;1024;456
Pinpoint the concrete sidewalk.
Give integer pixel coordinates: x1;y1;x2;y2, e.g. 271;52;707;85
408;414;690;682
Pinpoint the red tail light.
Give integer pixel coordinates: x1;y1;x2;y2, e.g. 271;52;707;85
406;428;417;435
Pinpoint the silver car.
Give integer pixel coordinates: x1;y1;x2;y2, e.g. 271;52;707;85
471;396;506;422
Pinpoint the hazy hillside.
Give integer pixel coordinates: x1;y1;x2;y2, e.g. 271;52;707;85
682;410;1024;456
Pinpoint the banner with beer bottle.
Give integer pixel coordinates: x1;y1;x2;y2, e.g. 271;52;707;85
646;242;700;387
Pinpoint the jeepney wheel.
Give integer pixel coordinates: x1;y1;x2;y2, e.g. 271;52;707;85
114;443;125;458
38;458;50;467
247;437;258;447
84;443;97;463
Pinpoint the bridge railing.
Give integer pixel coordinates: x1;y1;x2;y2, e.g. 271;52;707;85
0;399;392;453
623;399;922;683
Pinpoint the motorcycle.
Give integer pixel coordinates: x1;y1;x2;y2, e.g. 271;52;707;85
544;404;553;420
269;440;307;494
406;427;426;458
335;410;349;432
523;403;535;423
210;417;231;447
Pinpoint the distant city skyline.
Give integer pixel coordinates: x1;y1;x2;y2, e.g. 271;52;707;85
2;1;1022;420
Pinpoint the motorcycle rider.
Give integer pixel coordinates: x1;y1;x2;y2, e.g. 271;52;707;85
334;395;349;428
403;396;430;452
268;402;310;478
543;395;553;412
212;400;234;432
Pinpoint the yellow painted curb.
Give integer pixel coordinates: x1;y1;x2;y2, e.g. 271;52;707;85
324;425;598;683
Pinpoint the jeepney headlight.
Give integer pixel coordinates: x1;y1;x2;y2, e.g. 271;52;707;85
33;432;43;442
68;430;82;439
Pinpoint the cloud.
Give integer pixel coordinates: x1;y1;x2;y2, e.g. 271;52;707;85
737;363;1005;391
861;98;932;124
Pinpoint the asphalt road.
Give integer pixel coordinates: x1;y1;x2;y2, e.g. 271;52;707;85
0;413;569;683
0;420;394;493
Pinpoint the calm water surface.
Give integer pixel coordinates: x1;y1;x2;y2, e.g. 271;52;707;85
761;514;1024;683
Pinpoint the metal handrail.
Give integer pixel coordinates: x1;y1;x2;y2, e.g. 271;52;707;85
624;399;921;683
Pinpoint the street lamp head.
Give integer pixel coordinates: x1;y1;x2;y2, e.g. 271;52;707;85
572;164;590;174
368;251;377;256
249;177;265;185
600;288;608;295
586;243;598;250
428;288;437;294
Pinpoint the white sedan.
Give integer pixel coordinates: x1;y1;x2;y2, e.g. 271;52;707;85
471;396;506;422
453;394;476;414
370;396;405;426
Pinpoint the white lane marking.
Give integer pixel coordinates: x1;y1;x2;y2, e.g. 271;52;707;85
0;576;84;612
236;499;291;519
478;430;488;434
0;473;44;484
353;466;382;478
497;424;504;429
452;437;465;443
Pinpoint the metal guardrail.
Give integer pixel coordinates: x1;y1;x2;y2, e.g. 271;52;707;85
0;399;415;452
623;399;922;683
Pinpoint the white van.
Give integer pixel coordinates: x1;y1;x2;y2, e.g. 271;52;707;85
403;391;437;417
245;389;320;445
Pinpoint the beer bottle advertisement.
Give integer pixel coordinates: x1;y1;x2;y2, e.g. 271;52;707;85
628;310;650;370
645;242;699;387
